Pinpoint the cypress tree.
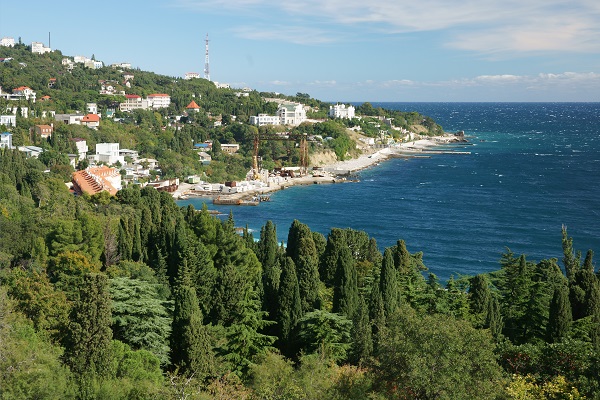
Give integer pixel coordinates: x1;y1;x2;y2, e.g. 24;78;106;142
258;221;281;318
469;274;491;316
379;247;398;317
562;225;580;282
287;221;321;312
319;228;346;286
170;281;215;379
63;273;113;397
583;249;594;273
333;244;358;319
484;295;503;340
547;284;572;343
350;296;373;365
276;256;302;356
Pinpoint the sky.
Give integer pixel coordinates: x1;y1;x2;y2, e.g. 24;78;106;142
1;0;599;102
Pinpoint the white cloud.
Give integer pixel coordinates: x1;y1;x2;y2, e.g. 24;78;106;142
176;0;600;54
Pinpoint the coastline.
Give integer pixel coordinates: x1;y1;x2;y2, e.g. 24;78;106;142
173;134;467;202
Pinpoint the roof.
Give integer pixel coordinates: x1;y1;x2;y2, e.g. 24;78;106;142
13;86;31;91
35;124;53;129
147;93;170;97
186;100;200;109
72;166;119;196
125;94;141;99
82;114;100;122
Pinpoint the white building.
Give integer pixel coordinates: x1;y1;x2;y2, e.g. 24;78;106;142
120;95;151;112
277;103;306;126
329;104;355;119
74;55;87;63
31;42;51;54
91;143;125;165
249;114;281;127
111;62;131;69
147;93;171;109
5;106;28;118
0;115;16;127
55;113;84;125
71;138;89;161
84;59;103;69
0;86;36;103
184;72;200;80
87;103;98;114
0;37;15;47
0;132;13;149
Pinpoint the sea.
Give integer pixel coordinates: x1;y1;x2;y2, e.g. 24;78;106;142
178;102;600;282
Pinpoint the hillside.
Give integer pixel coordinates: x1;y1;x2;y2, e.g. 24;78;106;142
0;43;444;184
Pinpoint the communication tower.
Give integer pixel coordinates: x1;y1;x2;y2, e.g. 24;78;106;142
204;33;210;81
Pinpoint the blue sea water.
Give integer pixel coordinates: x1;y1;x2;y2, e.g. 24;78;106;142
178;103;600;282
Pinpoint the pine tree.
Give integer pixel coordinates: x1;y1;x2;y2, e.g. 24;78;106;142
547;284;572;343
379;247;398;317
333;245;358;319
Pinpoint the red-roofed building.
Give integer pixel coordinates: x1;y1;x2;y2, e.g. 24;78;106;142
34;124;53;139
81;113;100;129
186;100;200;112
72;166;121;196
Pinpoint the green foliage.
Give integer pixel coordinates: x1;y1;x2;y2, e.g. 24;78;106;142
374;305;505;399
295;310;352;362
109;276;172;365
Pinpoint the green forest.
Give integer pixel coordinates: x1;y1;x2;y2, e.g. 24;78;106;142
1;43;599;399
0;148;599;399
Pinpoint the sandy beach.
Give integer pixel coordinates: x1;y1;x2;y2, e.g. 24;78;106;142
172;134;465;202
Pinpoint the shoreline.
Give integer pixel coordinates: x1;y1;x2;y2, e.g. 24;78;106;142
173;134;467;203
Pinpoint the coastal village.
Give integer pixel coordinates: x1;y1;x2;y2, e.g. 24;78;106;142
0;36;468;206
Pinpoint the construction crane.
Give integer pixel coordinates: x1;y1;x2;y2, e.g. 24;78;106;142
252;132;309;180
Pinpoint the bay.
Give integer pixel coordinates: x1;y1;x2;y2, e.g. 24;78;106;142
178;102;600;281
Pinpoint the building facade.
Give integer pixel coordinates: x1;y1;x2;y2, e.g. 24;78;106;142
329;104;355;119
277;103;306;126
147;93;171;109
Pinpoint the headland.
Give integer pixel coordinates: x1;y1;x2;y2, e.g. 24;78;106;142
172;134;468;203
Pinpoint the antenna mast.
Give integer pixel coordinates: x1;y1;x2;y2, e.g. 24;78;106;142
204;33;210;81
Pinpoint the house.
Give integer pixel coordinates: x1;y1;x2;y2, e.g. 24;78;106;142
18;146;44;158
87;103;98;114
0;37;15;47
5;106;28;118
111;62;132;69
147;93;171;109
31;42;51;54
72;166;121;196
55;113;84;125
0;132;13;149
220;143;240;154
198;151;211;165
90;143;125;165
74;55;87;63
40;95;51;101
0;86;37;103
0;115;16;127
70;138;88;160
134;158;159;170
34;124;53;139
186;101;201;112
329;104;355;119
119;148;139;161
84;59;103;69
194;143;211;151
48;78;57;88
250;113;280;127
120;95;150;112
277;103;306;126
